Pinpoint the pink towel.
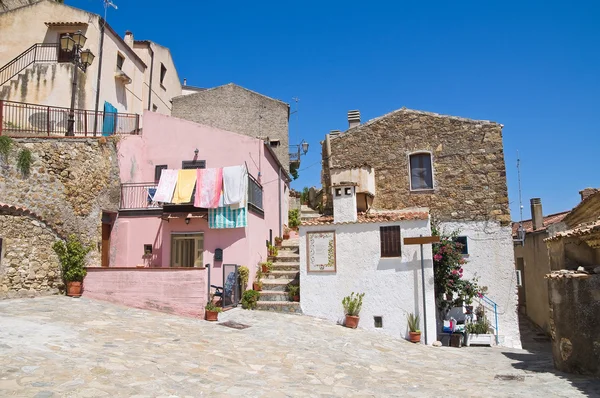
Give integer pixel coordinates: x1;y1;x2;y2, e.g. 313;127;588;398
194;168;223;208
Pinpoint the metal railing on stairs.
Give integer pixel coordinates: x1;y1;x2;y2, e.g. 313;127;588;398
479;295;499;345
0;43;60;87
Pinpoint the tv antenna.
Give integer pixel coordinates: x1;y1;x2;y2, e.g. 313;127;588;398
515;150;525;245
103;0;118;23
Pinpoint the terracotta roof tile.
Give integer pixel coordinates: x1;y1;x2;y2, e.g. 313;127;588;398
302;211;429;226
545;218;600;242
0;203;63;239
512;211;570;236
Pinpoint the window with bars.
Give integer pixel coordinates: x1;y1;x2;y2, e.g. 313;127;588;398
409;152;434;190
380;226;401;257
154;165;167;182
248;174;263;213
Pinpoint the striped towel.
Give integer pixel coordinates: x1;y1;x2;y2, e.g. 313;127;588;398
208;206;247;229
194;168;223;208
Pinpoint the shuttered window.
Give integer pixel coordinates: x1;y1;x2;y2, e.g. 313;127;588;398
380;226;401;257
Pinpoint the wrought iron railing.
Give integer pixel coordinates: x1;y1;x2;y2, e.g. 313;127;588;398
248;173;263;210
479;295;499;345
0;43;60;86
0;100;140;137
120;182;160;210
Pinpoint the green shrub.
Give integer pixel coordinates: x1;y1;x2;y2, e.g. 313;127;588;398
466;317;490;334
342;292;365;316
52;234;91;283
301;187;310;203
407;313;420;332
0;136;12;163
288;209;300;228
241;290;260;310
287;284;300;300
17;148;32;176
238;266;249;290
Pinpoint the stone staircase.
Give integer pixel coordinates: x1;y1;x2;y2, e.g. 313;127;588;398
256;239;301;314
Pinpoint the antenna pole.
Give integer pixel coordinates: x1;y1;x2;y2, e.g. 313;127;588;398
517;150;525;245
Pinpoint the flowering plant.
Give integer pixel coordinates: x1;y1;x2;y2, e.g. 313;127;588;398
432;226;486;313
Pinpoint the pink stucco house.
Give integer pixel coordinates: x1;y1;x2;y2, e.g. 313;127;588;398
86;111;290;309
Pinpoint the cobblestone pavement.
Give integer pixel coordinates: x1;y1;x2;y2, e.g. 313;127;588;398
0;296;598;397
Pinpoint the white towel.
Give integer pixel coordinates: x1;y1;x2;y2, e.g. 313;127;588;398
222;165;248;206
153;169;178;203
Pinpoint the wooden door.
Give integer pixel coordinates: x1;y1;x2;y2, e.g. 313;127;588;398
102;223;111;267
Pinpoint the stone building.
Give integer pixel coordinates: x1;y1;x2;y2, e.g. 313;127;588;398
321;107;520;348
172;83;290;170
0;0;181;127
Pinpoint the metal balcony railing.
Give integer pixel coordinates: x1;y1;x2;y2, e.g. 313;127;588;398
120;183;160;211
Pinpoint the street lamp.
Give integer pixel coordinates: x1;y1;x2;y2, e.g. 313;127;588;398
301;140;309;155
59;30;95;136
289;139;309;165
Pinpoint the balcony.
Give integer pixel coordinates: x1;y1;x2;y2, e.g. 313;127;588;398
0;100;140;137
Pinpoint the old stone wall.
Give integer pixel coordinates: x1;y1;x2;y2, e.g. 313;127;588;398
172;83;290;170
548;274;600;377
0;138;120;265
322;109;510;223
0;212;62;298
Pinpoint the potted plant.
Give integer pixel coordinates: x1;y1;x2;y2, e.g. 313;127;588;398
274;236;283;248
464;314;494;346
260;261;273;274
283;227;291;240
241;290;260;310
205;299;223;321
287;284;300;302
267;243;278;257
342;292;364;328
253;268;263;291
238;265;249;292
407;313;421;343
52;234;91;297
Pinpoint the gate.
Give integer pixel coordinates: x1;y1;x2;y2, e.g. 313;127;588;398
222;264;240;308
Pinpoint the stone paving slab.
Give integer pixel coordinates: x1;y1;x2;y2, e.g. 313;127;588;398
0;296;598;397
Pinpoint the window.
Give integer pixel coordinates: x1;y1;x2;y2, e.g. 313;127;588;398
380;226;401;257
345;187;352;195
160;63;167;85
154;165;167;182
374;316;383;328
171;233;203;267
516;270;523;287
452;236;468;255
269;140;280;148
335;188;342;197
143;244;152;254
182;160;206;169
248;174;263;213
58;33;75;63
116;53;125;71
409;152;433;190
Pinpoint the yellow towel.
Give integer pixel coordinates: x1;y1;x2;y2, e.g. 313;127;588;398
172;169;197;204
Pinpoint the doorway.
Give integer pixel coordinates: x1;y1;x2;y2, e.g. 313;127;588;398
101;223;111;267
171;233;203;267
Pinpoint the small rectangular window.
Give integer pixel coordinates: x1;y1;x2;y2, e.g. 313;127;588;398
516;270;523;287
452;236;468;255
160;63;167;85
345;187;352;195
116;53;125;70
409;153;433;190
374;316;383;328
154;165;167;182
335;188;342;197
144;244;152;254
182;160;206;169
380;226;401;257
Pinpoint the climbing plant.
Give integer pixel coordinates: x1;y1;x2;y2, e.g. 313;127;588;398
16;149;32;177
0;136;12;163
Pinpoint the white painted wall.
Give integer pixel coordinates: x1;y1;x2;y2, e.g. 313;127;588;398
300;219;437;344
332;185;357;223
438;220;521;348
331;167;376;195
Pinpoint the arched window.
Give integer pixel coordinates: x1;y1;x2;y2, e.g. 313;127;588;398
409;152;433;190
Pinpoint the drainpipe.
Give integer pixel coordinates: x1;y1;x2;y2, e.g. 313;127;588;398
278;167;282;238
93;19;106;136
147;44;154;110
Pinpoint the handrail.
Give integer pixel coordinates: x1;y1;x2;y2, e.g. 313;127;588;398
0;43;60;87
479;295;499;345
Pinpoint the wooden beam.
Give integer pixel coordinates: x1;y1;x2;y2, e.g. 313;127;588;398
403;236;440;245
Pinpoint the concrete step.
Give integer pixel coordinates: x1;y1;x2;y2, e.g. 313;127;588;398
261;279;295;291
258;291;289;302
281;245;299;253
270;255;300;263
256;301;302;314
275;249;299;257
271;263;300;271
264;270;299;280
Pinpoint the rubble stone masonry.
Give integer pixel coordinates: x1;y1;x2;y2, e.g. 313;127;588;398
322;109;510;224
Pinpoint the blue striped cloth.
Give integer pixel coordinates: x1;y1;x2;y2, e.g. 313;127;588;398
208;206;247;229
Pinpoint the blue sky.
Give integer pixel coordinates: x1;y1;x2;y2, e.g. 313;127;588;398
72;0;599;220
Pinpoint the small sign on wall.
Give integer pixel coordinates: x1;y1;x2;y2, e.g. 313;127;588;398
307;231;336;272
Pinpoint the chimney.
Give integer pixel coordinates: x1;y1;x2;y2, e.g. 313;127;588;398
332;182;358;224
183;78;187;86
530;198;543;231
348;110;360;129
579;187;598;202
124;30;134;48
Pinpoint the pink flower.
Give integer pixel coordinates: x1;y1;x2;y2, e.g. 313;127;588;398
451;270;459;275
477;293;483;298
434;254;443;262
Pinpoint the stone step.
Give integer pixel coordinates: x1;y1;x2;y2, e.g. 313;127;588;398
271;263;300;271
275;250;299;257
258;291;289;302
281;245;299;252
256;301;302;314
270;256;300;263
264;270;299;280
261;279;295;291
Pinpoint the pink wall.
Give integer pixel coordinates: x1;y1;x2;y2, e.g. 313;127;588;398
83;268;207;317
112;111;288;289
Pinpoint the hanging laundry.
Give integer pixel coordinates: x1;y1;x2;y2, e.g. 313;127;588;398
208;206;247;229
194;168;223;208
172;169;197;204
152;169;178;203
222;165;248;206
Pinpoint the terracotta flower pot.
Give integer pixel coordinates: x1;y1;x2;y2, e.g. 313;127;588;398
205;310;219;321
261;264;269;273
345;315;360;329
275;241;282;248
66;281;82;297
283;234;290;240
292;295;300;302
409;331;421;343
